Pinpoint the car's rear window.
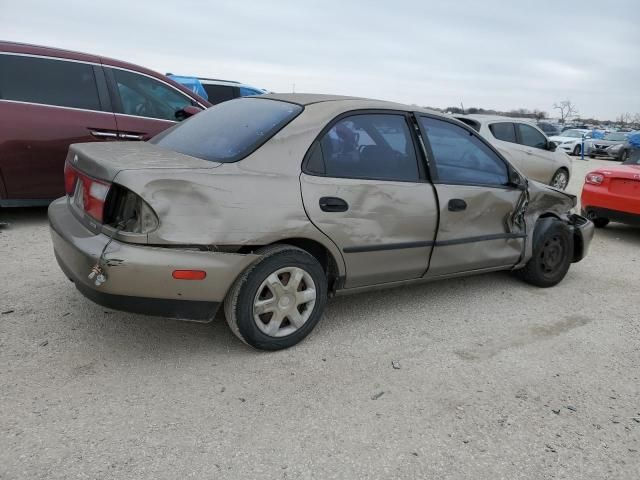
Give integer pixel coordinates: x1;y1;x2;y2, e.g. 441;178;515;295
150;98;302;162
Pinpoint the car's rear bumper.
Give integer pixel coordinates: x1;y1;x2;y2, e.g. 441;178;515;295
48;198;259;321
582;184;640;216
582;207;640;226
569;214;594;263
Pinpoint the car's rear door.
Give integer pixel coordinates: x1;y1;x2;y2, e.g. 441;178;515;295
0;52;117;200
417;115;526;277
300;112;438;288
104;66;200;141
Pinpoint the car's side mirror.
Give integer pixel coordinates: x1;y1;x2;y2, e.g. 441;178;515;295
547;141;557;151
507;167;526;189
175;105;203;121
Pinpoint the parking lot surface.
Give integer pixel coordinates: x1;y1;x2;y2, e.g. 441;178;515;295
1;158;639;479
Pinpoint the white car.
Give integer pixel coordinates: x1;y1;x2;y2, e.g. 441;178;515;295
455;115;573;190
549;129;592;156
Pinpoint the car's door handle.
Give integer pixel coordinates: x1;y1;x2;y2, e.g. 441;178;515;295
90;130;119;139
118;132;145;141
319;197;349;212
448;199;467;212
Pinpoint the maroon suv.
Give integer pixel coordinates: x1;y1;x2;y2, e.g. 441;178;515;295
0;42;211;206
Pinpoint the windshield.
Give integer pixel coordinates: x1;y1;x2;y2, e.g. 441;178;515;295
562;130;585;138
150;98;303;162
603;133;627;141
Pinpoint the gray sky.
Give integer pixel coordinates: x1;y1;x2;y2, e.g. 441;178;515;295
3;0;639;119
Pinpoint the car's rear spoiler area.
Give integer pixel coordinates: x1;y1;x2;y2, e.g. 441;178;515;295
67;142;220;182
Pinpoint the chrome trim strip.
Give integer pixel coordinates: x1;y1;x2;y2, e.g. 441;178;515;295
0;98;114;115
343;241;433;253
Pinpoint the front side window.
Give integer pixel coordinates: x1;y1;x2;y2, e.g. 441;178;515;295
517;124;547;149
419;116;508;186
150;98;302;162
111;68;193;121
489;122;517;143
311;114;419;181
0;54;101;111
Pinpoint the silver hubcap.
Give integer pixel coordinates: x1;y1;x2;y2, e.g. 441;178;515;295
552;172;568;189
253;267;317;337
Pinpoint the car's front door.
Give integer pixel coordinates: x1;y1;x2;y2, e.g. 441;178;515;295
104;67;199;141
300;112;438;288
417;115;526;277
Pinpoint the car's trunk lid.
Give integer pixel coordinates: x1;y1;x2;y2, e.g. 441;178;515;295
67;141;221;182
597;165;640;196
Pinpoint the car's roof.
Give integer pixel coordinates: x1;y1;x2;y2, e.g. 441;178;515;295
454;114;535;124
260;93;443;115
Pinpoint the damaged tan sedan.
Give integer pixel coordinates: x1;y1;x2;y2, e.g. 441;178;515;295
49;94;594;350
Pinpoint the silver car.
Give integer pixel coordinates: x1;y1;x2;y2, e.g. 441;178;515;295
456;115;573;190
49;94;594;350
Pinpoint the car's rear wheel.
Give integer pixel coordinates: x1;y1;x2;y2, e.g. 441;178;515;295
515;218;573;287
550;168;569;190
224;245;327;350
572;145;581;156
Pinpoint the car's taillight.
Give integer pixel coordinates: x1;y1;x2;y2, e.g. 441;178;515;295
67;164;111;223
64;161;77;196
82;178;110;222
585;173;604;185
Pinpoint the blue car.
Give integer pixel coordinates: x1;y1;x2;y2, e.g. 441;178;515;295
168;75;268;105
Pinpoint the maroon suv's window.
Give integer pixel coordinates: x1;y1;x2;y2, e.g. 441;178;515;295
0;54;101;111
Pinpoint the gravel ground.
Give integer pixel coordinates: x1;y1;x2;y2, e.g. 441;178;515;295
1;157;639;479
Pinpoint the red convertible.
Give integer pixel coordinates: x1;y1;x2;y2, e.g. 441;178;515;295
581;153;640;228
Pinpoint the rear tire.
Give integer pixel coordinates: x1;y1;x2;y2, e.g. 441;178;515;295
224;245;327;350
515;218;573;288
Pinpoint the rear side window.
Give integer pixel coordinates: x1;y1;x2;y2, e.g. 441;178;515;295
110;68;193;121
0;54;101;111
489;122;517;143
310;114;419;182
150;98;302;162
419;116;508;186
517;124;547;149
203;84;236;104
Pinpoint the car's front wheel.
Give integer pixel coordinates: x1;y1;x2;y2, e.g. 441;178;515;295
620;150;629;162
550;168;569;190
224;245;327;350
515;218;573;287
572;144;581;156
